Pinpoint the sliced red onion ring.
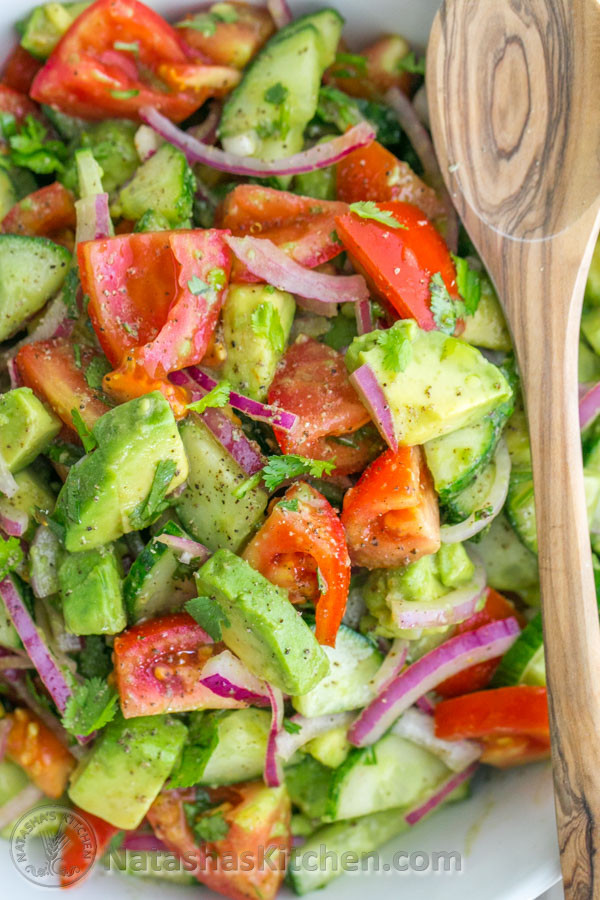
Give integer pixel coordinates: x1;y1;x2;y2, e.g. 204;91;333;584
188;101;221;146
185;366;298;432
349;364;398;452
225;235;369;305
275;712;354;764
264;683;285;788
580;381;600;430
348;617;520;747
154;533;210;566
75;192;112;244
355;299;375;336
0;453;18;499
416;694;436;716
134;124;163;161
441;439;511;544
405;761;479;826
201;407;265;475
267;0;292;28
0;717;10;761
7;359;22;390
389;557;486;630
0;784;44;830
369;638;408;693
30;526;61;598
0;510;28;538
385;87;459;254
140;106;375;177
199;650;270;706
392;707;481;772
121;833;168;852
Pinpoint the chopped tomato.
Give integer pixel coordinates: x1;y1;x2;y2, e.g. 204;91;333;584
335;201;459;330
336;140;445;221
434;686;550;768
436;590;527;698
16;336;111;435
5;707;75;798
147;781;291;900
0;83;42;125
243;482;351;647
216;186;348;281
2;45;43;94
113;612;247;718
60;808;118;887
30;0;217;122
267;337;380;475
157;62;240;96
325;35;416;101
341;446;440;568
1;183;76;247
177;3;275;69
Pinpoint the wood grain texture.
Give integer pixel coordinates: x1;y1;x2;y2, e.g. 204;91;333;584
427;2;600;897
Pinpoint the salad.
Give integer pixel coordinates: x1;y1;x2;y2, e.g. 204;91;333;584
0;0;598;894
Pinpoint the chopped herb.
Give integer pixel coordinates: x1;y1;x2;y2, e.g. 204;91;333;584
264;82;289;105
128;459;177;530
113;40;139;54
283;719;302;735
121;321;136;336
278;499;299;512
208;267;227;291
397;50;425;75
192;810;230;844
334;52;368;71
176;11;224;35
374;326;413;373
316;567;328;594
84;356;111;391
109;89;140;99
212;3;238;23
185;596;230;640
430;272;465;335
349;201;406;229
62;268;80;319
183;790;215;826
61;677;119;736
234;454;336;498
451;254;482;316
0;536;24;581
46;439;84;467
187;380;231;415
0;114;68;175
77;635;112;679
251;302;285;355
73;344;82;369
322;311;357;352
188;275;209;295
364;745;378;765
70;408;97;453
330;229;341;245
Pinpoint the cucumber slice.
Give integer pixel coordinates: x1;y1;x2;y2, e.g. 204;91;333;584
505;470;537;553
443;452;498;524
270;8;344;68
425;417;498;503
472;514;539;605
291;622;382;717
21;2;90;59
285;756;332;820
491;613;545;686
0;235;71;341
504;404;531;471
111;143;194;226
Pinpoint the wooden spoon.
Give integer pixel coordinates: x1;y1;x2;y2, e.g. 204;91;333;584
427;0;600;895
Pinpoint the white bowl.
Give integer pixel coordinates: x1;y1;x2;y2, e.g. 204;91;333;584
0;1;561;898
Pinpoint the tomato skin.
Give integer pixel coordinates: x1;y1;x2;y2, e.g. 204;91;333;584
16;336;111;435
336;141;445;221
325;35;416;101
1;183;75;247
335;202;458;330
147;781;291;900
0;83;41;124
2;46;43;94
60;808;118;887
341;446;440;568
178;3;275;69
113;613;247;718
30;0;209;122
157;62;241;98
5;707;75;798
267;337;378;475
243;482;351;647
436;589;527;698
478;734;551;768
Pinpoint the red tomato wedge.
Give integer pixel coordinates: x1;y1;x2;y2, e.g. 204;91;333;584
243;482;351;647
147;781;291;900
325;35;416;101
267;337;379;475
177;3;275;69
336;140;445;221
0;83;43;125
16;336;111;435
1;45;43;94
216;186;348;281
6;707;75;798
1;182;75;247
156;62;240;96
434;686;550;768
113;612;247;718
341;445;440;568
30;0;219;122
60;808;118;887
436;589;527;698
335;201;459;330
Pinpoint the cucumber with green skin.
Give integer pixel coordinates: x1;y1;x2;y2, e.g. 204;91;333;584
491;613;545;687
505;470;537;554
425;417;499;504
111;143;194;226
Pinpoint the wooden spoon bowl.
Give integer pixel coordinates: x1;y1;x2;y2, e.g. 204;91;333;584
427;1;600;896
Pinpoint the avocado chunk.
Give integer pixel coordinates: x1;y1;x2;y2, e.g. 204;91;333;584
111;143;194;226
20;1;90;59
459;272;511;351
304;726;351;768
55;392;188;551
61;119;138;196
0;466;56;542
0;388;60;473
58;545;126;635
68;714;187;829
222;284;295;400
194;549;329;694
177;415;267;553
346;320;512;446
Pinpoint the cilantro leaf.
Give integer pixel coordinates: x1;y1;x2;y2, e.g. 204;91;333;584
397;51;425;75
70;408;97;453
61;677;119;736
429;272;465;335
185;596;231;640
84;356;112;391
278;499;299;512
251;303;285;355
62;268;81;319
73;344;82;369
374;327;413;373
193;811;230;843
2;114;68;175
334;52;367;71
128;459;177;530
110;89;139;100
234;454;336;498
187;380;231;415
77;635;112;679
349;201;406;229
283;719;302;735
316;567;328;594
0;537;24;581
451;254;482;316
264;82;288;105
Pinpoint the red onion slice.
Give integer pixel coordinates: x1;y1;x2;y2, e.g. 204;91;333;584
0;783;44;830
580;381;600;430
201;407;266;475
405;761;479;826
392;707;481;772
264;683;285;788
0;510;28;538
7;359;22;390
188;101;221;146
121;833;169;852
355;299;375;336
225;235;369;305
134;124;163;161
185;366;298;432
154;533;210;566
349;364;398;452
75;192;112;244
267;0;292;28
275;712;354;763
440;440;511;544
140;106;375;177
0;453;18;499
369;638;408;694
389;557;486;630
348;617;521;747
199;650;270;706
416;694;436;716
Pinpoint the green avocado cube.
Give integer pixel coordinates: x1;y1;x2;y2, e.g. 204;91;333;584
68;714;187;830
0;466;56;542
58;545;126;635
194;549;329;694
0;388;60;472
346;321;512;446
